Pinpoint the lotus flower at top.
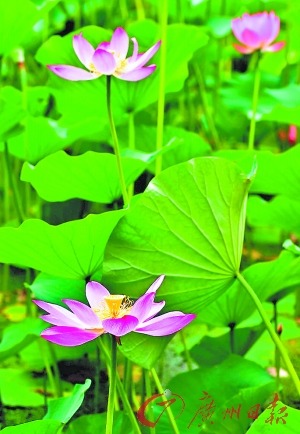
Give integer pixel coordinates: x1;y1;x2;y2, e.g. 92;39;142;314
231;11;285;54
47;27;161;82
33;276;196;346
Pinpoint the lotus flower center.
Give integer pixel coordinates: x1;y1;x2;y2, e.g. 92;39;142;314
93;295;133;320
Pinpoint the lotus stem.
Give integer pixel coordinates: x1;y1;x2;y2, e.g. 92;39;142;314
151;367;180;434
236;272;300;396
194;64;222;149
180;330;193;371
145;371;156;434
248;58;261;151
47;341;62;397
273;301;281;396
94;343;100;413
124;357;132;402
134;0;145;20
106;75;129;208
229;322;235;353
128;111;135;200
106;335;118;434
38;339;59;398
3;142;25;223
97;338;142;434
155;0;168;176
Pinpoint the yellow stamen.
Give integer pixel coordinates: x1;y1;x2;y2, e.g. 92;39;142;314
104;295;124;317
114;58;128;76
89;63;102;77
93;295;133;320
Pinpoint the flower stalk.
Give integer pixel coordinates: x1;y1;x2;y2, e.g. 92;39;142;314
155;0;168;176
124;357;132;401
236;272;300;396
134;0;145;20
179;330;193;371
194;64;222;150
106;335;118;434
229;322;235;354
97;338;142;434
273;301;281;395
106;75;129;208
248;57;261;151
38;339;59;398
3;142;25;223
47;342;62;397
151;368;180;434
145;371;155;434
127;111;135;200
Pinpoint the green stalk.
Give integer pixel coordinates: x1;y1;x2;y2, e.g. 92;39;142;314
25;268;34;317
0;390;5;429
127;112;135;200
205;0;211;21
194;65;222;149
2;152;9;223
131;381;140;411
124;357;132;401
97;338;142;434
115;389;120;411
220;0;226;14
47;343;62;397
273;301;280;395
1;152;10;304
229;322;235;353
176;0;183;22
248;59;261;151
1;265;9;308
134;0;145;20
3;142;25;223
214;40;223;115
141;368;146;407
275;345;281;395
42;370;48;410
283;0;291;85
296;60;300;85
106;336;118;434
42;10;49;43
150;368;180;434
273;300;278;330
89;0;97;25
145;371;156;434
295;287;300;318
17;49;30;216
115;374;141;433
106;76;129;208
236;273;300;396
155;0;168;176
179;330;193;371
74;0;82;29
38;339;59;398
99;339;120;412
120;0;129;21
94;343;100;413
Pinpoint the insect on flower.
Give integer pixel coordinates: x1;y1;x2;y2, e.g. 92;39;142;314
33;276;196;346
231;11;285;54
47;27;161;82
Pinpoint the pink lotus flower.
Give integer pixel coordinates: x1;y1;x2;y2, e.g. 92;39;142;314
47;27;161;82
231;11;285;54
33;276;196;346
